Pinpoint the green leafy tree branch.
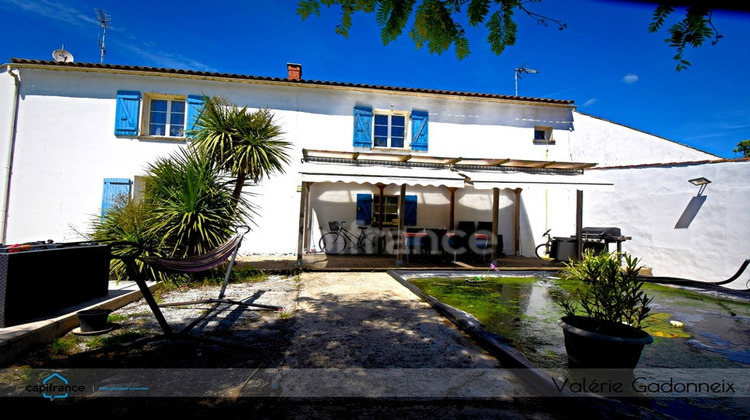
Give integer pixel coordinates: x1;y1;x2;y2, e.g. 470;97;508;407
297;0;724;70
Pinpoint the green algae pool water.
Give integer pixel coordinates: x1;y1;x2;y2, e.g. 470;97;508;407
402;270;750;419
405;271;750;371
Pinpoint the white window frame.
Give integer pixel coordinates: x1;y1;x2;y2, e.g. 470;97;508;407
142;93;188;139
372;195;400;227
533;126;554;144
373;110;409;149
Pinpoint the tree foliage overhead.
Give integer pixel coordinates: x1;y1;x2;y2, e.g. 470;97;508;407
297;0;563;59
297;0;723;70
648;3;723;71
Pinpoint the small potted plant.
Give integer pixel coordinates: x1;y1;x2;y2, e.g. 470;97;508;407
557;249;653;369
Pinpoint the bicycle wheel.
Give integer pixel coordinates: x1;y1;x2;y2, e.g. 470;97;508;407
535;243;551;259
374;234;386;254
320;232;346;254
358;233;380;255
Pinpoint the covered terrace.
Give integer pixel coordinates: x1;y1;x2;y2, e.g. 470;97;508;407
295;149;614;267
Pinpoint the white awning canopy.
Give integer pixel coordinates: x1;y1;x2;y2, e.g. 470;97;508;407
300;162;466;188
456;169;615;191
299;149;613;191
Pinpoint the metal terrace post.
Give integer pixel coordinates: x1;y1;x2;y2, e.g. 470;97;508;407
303;182;313;253
448;187;457;229
513;188;522;256
296;181;309;267
397;184;406;267
576;190;583;260
492;187;500;263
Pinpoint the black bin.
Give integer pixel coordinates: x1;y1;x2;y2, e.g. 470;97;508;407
0;243;111;327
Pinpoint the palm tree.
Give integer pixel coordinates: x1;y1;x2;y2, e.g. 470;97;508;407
189;96;292;203
144;147;253;258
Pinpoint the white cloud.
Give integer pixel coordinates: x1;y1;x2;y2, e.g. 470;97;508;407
5;0;96;28
582;98;598;107
623;73;639;84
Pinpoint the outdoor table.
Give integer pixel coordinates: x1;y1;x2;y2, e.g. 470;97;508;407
403;232;427;260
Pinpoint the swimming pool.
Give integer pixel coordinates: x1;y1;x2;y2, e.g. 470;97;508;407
391;270;750;417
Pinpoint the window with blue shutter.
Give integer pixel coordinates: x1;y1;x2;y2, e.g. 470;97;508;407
356;194;373;225
362;194;418;227
353;106;373;148
410;110;429;151
114;91;140;136
101;178;132;217
185;95;205;138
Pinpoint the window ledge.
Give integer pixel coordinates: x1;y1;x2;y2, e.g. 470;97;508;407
371;147;410;152
533;139;556;145
137;136;187;142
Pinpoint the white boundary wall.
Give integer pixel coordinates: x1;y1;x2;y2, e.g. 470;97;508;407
584;159;750;289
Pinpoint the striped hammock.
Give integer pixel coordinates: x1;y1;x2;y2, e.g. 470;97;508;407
140;233;245;274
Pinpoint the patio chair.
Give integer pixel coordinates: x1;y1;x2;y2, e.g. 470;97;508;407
475;221;504;261
111;226;282;336
453;221;476;261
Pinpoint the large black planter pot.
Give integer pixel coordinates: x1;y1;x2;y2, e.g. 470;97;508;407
77;309;112;333
558;315;653;369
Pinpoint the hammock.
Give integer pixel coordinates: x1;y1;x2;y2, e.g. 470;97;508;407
140;233;245;274
111;226;281;336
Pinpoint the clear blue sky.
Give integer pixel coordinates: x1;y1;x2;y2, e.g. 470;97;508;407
2;0;749;158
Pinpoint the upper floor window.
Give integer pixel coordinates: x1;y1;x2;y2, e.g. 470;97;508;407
374;111;407;148
533;126;554;144
114;90;204;139
147;97;186;137
353;106;428;151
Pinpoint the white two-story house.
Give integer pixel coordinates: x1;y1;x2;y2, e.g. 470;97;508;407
2;59;746;285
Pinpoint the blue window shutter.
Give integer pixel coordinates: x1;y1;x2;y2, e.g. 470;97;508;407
404;195;417;226
410;110;429;151
185;95;205;138
353;106;373;148
356;194;373;225
114;91;140;136
101;178;132;217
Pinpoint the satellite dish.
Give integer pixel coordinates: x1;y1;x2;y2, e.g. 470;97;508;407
52;48;74;63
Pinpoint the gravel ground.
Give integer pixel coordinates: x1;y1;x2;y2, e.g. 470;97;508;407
1;272;599;418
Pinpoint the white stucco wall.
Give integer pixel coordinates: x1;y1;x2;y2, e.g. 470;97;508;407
584;160;750;289
569;112;718;166
1;64;738;271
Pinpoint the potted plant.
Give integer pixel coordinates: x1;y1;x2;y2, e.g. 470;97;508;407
557;249;653;369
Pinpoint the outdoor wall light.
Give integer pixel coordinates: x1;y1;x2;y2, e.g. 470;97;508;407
688;177;711;186
689;177;711;196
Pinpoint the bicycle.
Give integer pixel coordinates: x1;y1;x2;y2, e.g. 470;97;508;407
319;221;386;255
535;229;553;259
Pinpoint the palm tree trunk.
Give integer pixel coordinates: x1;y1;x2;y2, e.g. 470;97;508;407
232;169;247;205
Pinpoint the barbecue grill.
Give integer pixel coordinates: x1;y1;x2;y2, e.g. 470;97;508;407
580;227;630;253
550;227;630;261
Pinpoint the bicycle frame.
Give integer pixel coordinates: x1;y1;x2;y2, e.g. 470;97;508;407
319;222;385;255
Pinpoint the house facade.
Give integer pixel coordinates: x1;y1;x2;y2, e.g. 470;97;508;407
2;59;742;284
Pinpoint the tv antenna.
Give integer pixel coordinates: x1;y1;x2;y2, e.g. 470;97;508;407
95;8;111;63
514;65;539;96
52;45;74;62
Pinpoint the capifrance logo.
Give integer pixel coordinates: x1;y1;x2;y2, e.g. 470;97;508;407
25;373;86;401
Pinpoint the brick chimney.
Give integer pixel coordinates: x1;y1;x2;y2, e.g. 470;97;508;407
287;63;302;81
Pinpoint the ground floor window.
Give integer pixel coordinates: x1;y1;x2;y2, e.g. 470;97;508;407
101;178;132;217
356;193;417;227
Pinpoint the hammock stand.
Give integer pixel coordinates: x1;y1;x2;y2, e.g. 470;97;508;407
112;226;281;336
